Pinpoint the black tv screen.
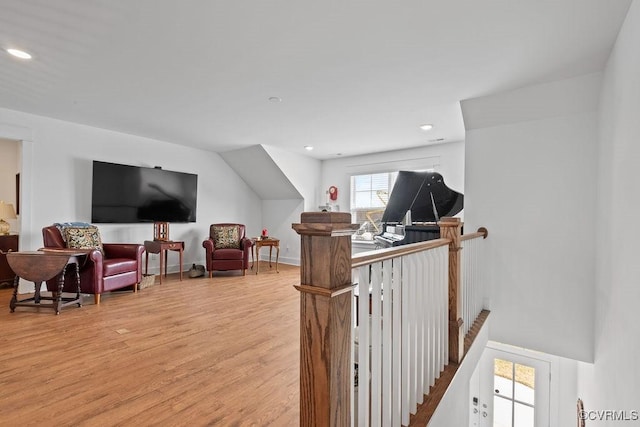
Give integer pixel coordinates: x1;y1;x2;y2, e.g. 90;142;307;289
91;161;198;223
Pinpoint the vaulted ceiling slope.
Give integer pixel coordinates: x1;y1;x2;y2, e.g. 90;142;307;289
0;1;632;159
220;145;301;200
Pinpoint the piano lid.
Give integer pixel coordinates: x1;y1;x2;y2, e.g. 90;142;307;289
381;171;463;223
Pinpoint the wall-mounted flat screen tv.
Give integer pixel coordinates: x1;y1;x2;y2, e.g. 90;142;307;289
91;161;198;223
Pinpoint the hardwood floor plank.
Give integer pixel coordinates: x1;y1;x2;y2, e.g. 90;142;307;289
0;262;300;426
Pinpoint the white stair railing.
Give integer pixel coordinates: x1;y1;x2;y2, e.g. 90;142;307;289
293;213;488;427
352;241;449;426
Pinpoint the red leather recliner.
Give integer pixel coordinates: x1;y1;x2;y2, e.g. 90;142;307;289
202;223;253;277
42;225;144;304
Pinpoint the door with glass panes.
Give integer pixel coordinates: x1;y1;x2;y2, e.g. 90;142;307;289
477;347;550;427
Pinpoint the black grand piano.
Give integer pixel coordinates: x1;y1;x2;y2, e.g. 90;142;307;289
374;171;464;248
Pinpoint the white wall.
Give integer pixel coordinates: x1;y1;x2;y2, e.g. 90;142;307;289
262;145;323;265
428;316;489;426
260;199;304;265
556;356;578;427
577;0;640;412
0;107;262;275
321;141;465;221
462;75;600;362
263;144;322;212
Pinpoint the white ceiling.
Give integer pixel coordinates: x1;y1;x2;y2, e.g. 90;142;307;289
0;0;632;160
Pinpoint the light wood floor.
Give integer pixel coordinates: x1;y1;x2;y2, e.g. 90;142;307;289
0;262;300;426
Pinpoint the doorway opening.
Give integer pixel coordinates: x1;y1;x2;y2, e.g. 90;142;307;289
472;344;551;427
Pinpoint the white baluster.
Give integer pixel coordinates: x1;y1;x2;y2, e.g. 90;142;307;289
371;262;382;427
416;252;425;404
392;257;402;427
357;265;370;427
381;259;393;426
401;255;410;426
442;246;449;369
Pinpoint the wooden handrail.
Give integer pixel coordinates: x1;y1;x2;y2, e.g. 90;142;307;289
460;227;488;242
351;238;450;268
352;226;487;268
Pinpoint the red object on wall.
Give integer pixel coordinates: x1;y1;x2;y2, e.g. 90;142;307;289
329;186;338;201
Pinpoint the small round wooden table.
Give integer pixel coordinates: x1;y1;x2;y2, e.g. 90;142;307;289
6;249;86;315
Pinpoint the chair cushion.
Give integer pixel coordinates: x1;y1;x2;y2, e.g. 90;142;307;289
212;225;240;249
212;248;244;260
103;258;139;277
64;226;104;255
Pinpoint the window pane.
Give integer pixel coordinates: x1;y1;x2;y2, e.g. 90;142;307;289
351;173;394;209
351;172;397;228
514;364;535;405
371;173;388;190
370;195;385;208
494;396;512;427
354;192;371;208
377;190;390;205
354;175;371;191
494;359;513;399
514;402;534;427
389;171;398;187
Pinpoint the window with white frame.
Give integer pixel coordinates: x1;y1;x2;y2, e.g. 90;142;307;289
350;172;397;239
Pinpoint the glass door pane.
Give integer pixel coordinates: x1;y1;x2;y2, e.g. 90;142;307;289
491;358;539;426
494;359;514;399
514;402;535;427
493;396;512;427
514;363;535;405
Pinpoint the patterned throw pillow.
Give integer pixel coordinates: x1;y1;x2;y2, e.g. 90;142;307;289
63;226;104;255
213;225;240;249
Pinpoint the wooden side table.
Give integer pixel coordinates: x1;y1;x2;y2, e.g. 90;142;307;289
0;234;19;287
252;237;280;274
144;240;184;284
6;249;85;315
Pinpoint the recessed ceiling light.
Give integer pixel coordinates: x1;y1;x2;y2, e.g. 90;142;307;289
419;124;434;131
304;146;314;151
268;96;282;103
6;48;32;59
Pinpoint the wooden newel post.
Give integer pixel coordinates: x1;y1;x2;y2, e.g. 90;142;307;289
439;216;464;364
292;212;359;427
